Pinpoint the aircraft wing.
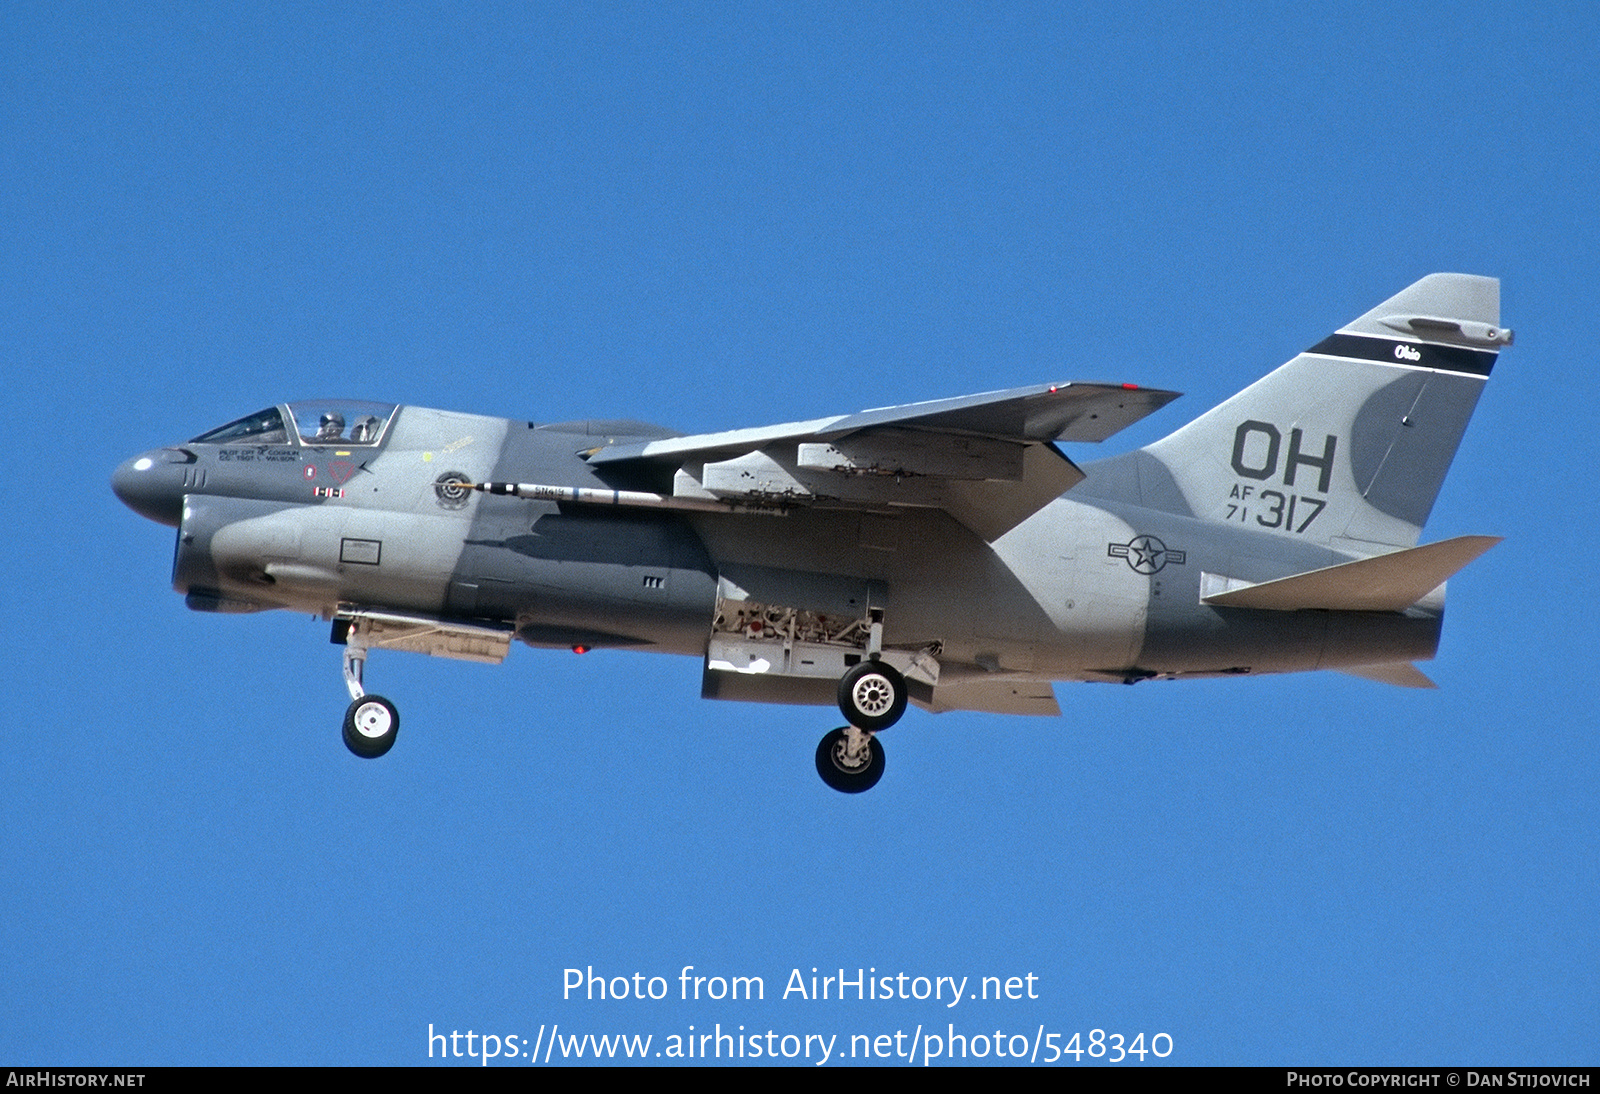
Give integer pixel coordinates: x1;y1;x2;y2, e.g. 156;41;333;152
585;382;1180;540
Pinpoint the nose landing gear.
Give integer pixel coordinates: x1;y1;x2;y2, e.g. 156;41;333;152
342;694;400;759
326;609;513;759
338;625;399;759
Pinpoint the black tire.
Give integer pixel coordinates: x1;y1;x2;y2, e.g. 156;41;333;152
342;695;399;758
815;727;886;793
837;660;908;731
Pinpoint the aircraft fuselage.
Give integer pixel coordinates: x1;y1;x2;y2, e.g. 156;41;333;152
115;402;1441;686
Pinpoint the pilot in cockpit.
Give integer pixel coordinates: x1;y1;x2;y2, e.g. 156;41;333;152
349;415;382;443
314;412;346;443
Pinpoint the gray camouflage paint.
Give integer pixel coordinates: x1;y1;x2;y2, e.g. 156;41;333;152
113;273;1505;715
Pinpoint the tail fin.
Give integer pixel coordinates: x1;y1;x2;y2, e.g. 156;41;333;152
1130;274;1509;550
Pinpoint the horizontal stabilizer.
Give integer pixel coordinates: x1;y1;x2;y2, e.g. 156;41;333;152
1338;662;1438;689
1200;535;1501;612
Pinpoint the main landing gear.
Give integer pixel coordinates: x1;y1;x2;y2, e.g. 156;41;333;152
815;726;886;793
837;659;908;731
815;657;906;793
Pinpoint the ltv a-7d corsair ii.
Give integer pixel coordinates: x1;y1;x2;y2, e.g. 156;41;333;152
114;274;1508;791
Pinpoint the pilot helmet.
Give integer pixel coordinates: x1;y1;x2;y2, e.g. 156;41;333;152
318;411;346;436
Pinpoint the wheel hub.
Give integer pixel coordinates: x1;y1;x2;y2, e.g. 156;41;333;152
850;675;893;716
830;728;873;772
353;702;393;739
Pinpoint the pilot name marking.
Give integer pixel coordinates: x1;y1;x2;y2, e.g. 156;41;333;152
217;447;298;463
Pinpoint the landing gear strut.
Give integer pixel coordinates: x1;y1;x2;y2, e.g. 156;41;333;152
327;609;515;759
337;622;399;759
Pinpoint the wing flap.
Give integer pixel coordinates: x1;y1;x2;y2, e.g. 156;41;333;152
1200;535;1501;612
941;443;1085;540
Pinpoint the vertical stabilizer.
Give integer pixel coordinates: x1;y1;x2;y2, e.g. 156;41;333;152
1131;274;1507;550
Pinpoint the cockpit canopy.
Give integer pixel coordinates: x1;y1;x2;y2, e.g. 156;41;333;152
190;401;398;447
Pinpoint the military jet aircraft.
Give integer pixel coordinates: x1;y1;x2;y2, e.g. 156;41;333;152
113;273;1508;791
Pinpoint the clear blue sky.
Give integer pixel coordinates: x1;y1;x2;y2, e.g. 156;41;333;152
3;1;1595;1066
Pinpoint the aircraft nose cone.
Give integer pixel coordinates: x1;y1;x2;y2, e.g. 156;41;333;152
112;449;190;527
